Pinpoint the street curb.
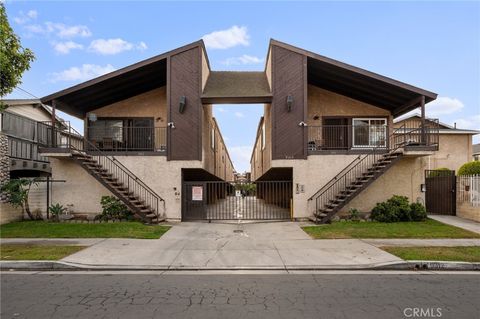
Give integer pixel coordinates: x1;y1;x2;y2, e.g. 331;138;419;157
1;260;479;271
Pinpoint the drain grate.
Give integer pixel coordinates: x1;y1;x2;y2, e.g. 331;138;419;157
233;229;243;233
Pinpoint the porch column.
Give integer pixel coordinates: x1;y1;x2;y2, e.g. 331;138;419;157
51;100;57;147
420;95;426;145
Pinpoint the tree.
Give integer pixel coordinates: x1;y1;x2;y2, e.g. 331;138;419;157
1;178;41;220
0;3;35;106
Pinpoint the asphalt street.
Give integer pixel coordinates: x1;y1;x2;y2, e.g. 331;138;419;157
1;272;479;319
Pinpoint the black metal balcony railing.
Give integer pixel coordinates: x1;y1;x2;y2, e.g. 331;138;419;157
307;122;439;152
8;136;49;163
87;126;167;152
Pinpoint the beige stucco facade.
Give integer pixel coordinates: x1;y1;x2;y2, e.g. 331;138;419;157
47;156;204;220
426;134;473;172
89;87;168;125
307;85;392;125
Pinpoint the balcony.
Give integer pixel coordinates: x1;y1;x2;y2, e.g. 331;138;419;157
307;122;439;155
86;126;167;154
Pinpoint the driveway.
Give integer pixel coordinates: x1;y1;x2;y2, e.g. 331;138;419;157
60;222;401;269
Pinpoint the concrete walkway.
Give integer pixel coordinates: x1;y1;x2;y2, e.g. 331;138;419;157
429;215;480;234
57;222;401;269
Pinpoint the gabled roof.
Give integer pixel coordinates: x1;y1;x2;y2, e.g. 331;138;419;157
1;99;67;128
269;39;437;116
41;41;207;117
202;71;271;104
394;113;479;135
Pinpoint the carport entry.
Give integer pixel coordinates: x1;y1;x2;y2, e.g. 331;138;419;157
182;181;292;221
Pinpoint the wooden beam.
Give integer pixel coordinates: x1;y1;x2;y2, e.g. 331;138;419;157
51;100;56;147
420;95;426;144
393;96;424;117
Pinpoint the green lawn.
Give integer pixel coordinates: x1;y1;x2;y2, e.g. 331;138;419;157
1;244;86;260
0;221;171;239
382;246;480;262
302;219;480;239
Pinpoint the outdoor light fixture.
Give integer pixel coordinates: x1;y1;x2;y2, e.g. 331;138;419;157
420;184;426;192
87;113;97;122
179;96;186;113
286;95;294;112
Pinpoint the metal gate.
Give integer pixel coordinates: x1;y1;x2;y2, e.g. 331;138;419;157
182;181;292;221
425;170;456;215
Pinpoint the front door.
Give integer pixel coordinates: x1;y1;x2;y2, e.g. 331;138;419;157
126;118;154;151
323;118;348;150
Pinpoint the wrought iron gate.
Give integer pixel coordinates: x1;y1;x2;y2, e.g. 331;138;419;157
182;181;292;221
425;170;456;215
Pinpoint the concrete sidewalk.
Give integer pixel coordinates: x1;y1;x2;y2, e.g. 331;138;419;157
59;222;401;269
429;215;480;234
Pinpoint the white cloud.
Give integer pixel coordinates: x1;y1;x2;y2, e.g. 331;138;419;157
234;111;244;118
49;64;115;82
202;25;250;49
24;22;92;38
14;10;37;24
451;115;480;130
27;10;38;19
222;54;264;66
229;145;253;173
426;96;464;116
52;41;83;54
216;107;227;113
137;41;148;51
88;38;147;55
47;22;92;38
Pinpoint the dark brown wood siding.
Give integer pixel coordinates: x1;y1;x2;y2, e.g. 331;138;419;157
271;45;307;160
168;47;202;161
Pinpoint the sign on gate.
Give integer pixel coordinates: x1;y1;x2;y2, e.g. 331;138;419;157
192;186;203;201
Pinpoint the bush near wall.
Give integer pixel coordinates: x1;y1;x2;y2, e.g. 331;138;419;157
370;195;427;223
458;162;480;176
427;167;452;177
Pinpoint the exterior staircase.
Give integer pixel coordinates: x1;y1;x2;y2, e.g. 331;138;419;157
308;124;438;224
40;124;165;224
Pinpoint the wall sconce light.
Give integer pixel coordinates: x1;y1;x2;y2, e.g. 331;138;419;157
179;96;186;114
420;184;426;192
87;113;97;122
286;95;293;112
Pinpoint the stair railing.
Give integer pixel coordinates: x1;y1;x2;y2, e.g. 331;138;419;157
307;123;432;218
41;122;165;220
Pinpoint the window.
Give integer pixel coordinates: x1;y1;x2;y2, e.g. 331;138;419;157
352;118;387;148
89;120;123;142
211;127;215;150
261;122;266;150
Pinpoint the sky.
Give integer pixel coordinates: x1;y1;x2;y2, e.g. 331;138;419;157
3;1;480;173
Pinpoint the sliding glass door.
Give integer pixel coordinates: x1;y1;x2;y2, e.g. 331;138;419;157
352;118;387;148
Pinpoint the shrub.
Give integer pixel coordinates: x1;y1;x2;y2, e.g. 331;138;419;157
371;202;400;223
370;195;426;223
427;168;452;177
458;161;480;176
48;203;67;221
348;208;360;221
97;196;132;221
409;202;427;221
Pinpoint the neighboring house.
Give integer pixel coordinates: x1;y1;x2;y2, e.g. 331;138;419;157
473;143;480;161
394;114;478;171
0;99;70;224
37;39;459;223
